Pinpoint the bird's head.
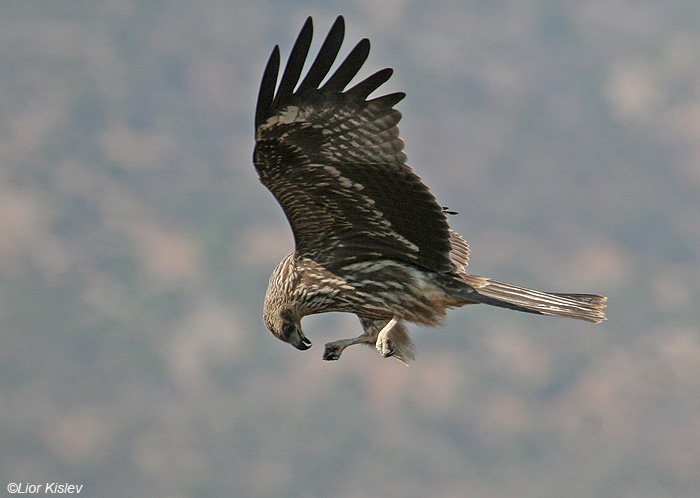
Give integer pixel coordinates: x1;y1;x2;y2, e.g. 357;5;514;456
264;308;312;351
263;254;312;351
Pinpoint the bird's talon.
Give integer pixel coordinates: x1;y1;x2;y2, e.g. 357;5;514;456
323;343;342;361
376;337;395;358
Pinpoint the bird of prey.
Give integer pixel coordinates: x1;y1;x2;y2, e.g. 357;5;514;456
253;16;606;364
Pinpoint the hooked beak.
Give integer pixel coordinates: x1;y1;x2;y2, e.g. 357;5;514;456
293;335;312;351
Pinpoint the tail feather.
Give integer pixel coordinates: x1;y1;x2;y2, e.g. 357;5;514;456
458;275;607;323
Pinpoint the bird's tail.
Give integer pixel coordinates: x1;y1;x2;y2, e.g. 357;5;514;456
457;274;607;323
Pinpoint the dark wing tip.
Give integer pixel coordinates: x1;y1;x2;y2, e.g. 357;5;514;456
369;91;406;108
256;16;402;131
296;15;345;94
320;37;371;93
271;17;314;110
255;45;280;130
346;67;393;99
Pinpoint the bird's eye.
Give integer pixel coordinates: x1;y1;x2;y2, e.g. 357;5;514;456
281;322;295;338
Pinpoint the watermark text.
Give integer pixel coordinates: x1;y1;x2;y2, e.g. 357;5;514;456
7;483;83;494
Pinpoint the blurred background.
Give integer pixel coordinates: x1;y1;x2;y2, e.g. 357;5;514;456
1;1;699;497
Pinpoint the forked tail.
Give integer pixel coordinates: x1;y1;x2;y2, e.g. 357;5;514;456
458;274;607;323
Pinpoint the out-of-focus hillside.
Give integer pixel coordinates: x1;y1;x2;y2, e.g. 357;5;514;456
1;1;699;497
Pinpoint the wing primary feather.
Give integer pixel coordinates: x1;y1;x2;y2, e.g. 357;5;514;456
368;91;406;107
255;45;280;129
346;68;393;99
321;38;371;92
296;16;345;94
272;16;313;110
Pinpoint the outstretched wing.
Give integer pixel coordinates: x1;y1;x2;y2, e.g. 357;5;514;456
254;16;454;273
